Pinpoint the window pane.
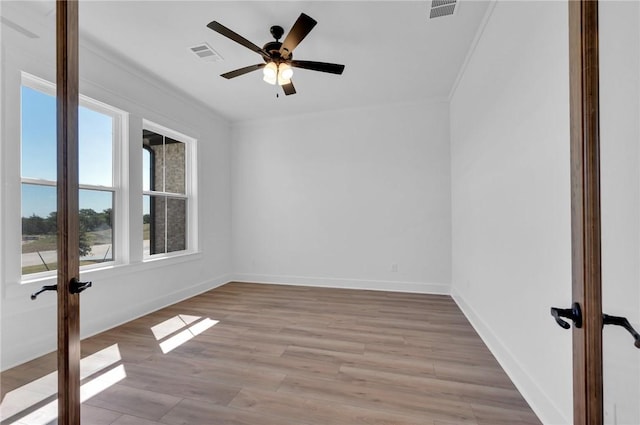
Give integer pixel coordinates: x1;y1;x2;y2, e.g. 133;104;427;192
166;198;186;253
143;195;151;256
21;86;56;181
143;130;163;192
21;86;114;186
21;184;114;276
142;130;185;194
144;195;186;256
149;195;166;255
79;189;114;264
22;184;57;275
164;139;185;194
79;107;113;186
143;147;151;192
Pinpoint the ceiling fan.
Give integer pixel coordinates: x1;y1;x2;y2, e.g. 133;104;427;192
207;13;345;96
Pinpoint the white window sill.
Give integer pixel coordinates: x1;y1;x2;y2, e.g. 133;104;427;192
6;250;202;300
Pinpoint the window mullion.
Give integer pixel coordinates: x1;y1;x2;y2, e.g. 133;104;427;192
142;190;187;199
21;178;57;187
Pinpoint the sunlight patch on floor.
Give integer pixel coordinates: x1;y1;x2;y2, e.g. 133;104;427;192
1;344;125;425
150;314;200;340
151;315;218;354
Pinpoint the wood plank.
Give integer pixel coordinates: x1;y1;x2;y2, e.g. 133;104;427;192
111;415;163;425
56;1;81;424
83;384;181;421
229;387;435;425
568;1;604;424
159;398;294;425
277;373;477;424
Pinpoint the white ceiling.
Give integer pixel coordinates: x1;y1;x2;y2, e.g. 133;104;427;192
11;1;491;122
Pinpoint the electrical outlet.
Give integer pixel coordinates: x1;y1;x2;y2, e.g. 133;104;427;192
391;263;398;272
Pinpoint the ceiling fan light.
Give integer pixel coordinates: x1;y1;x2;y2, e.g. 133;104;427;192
263;62;277;85
279;63;294;80
277;76;291;86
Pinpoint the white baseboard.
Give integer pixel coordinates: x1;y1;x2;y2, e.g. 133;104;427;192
451;288;569;425
80;273;232;341
231;273;450;295
1;274;232;371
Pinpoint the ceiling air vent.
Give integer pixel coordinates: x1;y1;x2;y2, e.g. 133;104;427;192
430;0;457;19
189;42;223;62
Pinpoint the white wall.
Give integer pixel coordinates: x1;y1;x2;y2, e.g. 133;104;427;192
450;2;572;424
231;100;451;294
0;3;232;370
451;1;640;424
599;2;640;424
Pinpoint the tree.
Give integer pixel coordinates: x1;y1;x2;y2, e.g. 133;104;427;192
22;210;98;257
79;230;92;257
102;208;112;227
79;208;101;232
22;214;47;235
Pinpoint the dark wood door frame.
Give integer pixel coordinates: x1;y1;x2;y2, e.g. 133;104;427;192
569;1;603;424
56;1;81;424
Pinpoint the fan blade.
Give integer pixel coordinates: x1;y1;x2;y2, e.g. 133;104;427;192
290;60;345;75
207;21;269;58
282;80;296;96
279;13;317;58
221;63;266;79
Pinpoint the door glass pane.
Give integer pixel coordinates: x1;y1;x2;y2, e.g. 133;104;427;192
79;189;114;264
79;106;113;186
21;86;57;181
21;86;114;186
4;3;61;422
21;185;114;275
599;2;640;424
21;183;57;275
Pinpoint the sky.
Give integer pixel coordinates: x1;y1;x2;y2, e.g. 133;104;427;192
21;86;115;217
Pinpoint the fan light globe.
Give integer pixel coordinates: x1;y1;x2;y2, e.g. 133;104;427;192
277;75;291;86
262;62;278;85
279;63;294;80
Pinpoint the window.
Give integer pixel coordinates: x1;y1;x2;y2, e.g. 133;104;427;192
20;75;122;277
142;123;195;257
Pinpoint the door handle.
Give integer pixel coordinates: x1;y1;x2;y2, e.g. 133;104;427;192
31;284;57;300
30;278;92;300
69;278;92;294
603;314;640;349
550;302;583;329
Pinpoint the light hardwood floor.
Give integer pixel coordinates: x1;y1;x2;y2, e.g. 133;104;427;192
1;282;542;425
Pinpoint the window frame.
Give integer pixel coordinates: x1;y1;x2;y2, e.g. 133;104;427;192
20;72;128;282
142;119;198;261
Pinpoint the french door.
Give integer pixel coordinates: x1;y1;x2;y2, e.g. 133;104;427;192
563;1;640;424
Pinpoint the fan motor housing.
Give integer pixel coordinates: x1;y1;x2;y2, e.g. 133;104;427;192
263;41;282;55
263;41;291;61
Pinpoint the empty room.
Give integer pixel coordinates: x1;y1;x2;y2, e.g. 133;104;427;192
1;1;639;424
